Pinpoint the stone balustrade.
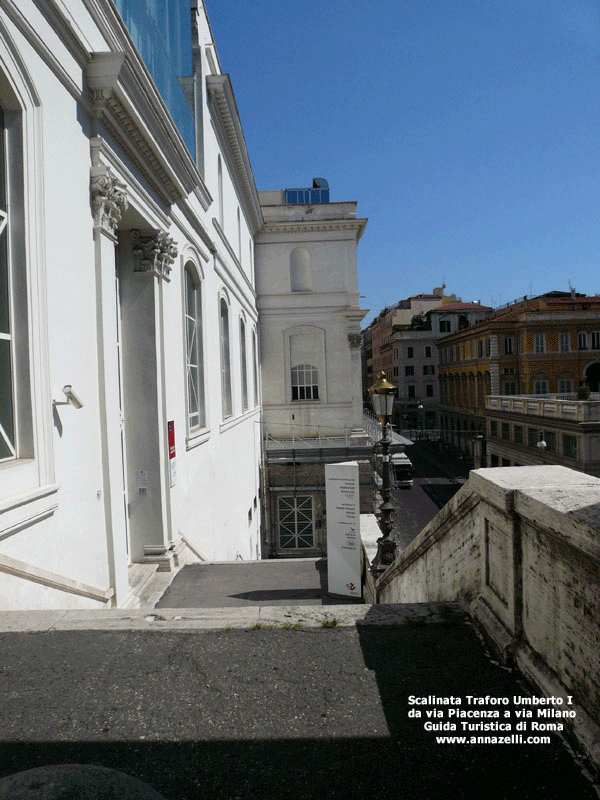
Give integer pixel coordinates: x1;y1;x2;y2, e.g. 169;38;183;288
372;465;600;769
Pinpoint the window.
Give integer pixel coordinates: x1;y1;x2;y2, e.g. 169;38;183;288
534;333;545;354
491;455;499;467
184;266;205;430
219;297;232;418
543;431;556;452
440;320;451;333
534;379;548;395
406;346;414;358
485;338;491;356
592;332;600;350
503;336;513;355
563;434;578;459
426;383;434;397
578;332;588;351
425;345;432;358
252;329;259;407
239;318;248;412
528;428;539;448
514;425;523;444
489;421;498;438
407;384;416;399
405;365;414;376
477;340;483;357
291;364;319;400
501;422;510;440
503;381;517;395
0;107;14;460
455;345;460;361
0;104;30;462
423;364;435;375
559;332;570;353
558;379;572;394
278;495;314;549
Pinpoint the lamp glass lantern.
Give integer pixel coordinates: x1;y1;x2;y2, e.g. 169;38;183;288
370;371;396;424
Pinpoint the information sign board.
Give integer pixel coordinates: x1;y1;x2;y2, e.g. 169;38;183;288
325;462;361;598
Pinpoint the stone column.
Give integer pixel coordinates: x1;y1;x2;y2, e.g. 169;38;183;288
119;229;177;570
90;165;130;604
348;332;365;435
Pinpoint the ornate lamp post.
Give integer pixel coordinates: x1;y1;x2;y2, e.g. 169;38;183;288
369;371;397;577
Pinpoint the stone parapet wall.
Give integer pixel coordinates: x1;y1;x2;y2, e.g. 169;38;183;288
375;465;600;769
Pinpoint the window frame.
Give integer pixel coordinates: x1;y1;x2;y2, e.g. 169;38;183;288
219;294;233;419
291;364;319;401
534;333;545;354
239;316;248;412
184;263;206;433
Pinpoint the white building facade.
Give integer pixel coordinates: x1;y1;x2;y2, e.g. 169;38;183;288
255;187;370;556
0;0;262;609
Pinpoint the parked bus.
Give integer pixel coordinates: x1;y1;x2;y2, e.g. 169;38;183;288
391;452;414;488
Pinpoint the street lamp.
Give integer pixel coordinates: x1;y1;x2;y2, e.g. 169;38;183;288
417;401;424;440
536;433;547;450
369;371;397;576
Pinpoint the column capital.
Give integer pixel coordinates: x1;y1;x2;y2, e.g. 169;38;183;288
90;166;128;233
131;230;178;281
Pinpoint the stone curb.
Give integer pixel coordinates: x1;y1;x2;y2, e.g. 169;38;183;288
0;602;465;633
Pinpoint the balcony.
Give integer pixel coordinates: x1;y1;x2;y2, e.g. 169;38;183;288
486;395;600;423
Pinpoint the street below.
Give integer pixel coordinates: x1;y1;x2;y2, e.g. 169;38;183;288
393;441;466;552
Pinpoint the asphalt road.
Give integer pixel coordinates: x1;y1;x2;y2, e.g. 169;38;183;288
393;442;466;551
0;605;597;800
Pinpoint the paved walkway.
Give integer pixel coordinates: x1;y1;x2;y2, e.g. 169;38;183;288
156;558;363;608
0;604;596;800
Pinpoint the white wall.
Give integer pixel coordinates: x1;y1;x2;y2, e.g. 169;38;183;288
0;0;262;608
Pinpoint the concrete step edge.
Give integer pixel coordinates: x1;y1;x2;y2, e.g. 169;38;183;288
0;602;466;633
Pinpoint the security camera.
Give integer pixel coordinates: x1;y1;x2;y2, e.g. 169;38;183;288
62;385;84;409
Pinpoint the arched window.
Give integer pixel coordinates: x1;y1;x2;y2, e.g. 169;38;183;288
219;296;232;418
0;102;30;461
290;247;312;292
184;264;205;430
0;107;13;460
239;317;248;412
291;364;319;400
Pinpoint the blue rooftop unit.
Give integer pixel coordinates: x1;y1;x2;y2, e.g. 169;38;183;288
113;0;195;156
285;178;330;205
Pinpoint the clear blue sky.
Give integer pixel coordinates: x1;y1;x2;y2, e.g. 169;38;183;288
206;0;600;324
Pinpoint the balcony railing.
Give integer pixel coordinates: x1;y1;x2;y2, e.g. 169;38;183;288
486;395;600;422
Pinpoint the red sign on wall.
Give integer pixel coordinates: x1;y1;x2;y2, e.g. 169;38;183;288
168;420;176;459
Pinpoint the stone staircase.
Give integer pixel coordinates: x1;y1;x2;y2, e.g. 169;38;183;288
0;602;597;799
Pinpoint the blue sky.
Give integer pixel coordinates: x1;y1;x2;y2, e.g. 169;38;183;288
206;0;600;324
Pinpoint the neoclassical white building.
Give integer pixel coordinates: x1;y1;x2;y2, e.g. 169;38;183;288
0;0;370;607
255;186;370;556
0;0;264;609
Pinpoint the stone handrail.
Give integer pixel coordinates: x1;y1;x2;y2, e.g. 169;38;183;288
374;465;600;770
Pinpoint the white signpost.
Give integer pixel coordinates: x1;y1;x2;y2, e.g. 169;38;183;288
326;462;361;598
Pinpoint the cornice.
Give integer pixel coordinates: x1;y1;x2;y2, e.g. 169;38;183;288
258;218;368;240
206;74;263;234
86;52;202;206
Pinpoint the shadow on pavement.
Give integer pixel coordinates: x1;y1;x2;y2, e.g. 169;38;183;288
355;604;597;799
